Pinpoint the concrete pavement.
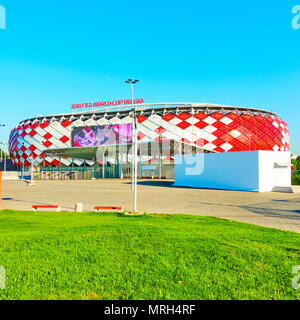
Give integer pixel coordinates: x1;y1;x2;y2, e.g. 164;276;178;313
2;179;300;233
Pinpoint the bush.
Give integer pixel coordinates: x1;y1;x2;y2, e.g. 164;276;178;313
292;174;300;185
292;156;300;171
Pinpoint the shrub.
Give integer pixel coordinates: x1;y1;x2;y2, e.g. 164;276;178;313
292;174;300;185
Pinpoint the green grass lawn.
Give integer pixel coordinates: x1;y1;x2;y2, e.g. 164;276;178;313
0;210;299;300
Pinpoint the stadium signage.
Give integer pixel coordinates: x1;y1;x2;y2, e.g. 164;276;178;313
71;98;144;110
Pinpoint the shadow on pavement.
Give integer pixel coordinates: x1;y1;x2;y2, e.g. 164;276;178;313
1;197;75;211
125;180;262;193
193;199;300;220
124;181;300;220
124;180;174;187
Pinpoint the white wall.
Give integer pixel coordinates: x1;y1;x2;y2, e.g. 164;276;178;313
258;151;291;192
174;151;291;192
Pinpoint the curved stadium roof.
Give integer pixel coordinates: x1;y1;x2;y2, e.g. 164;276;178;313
19;102;280;125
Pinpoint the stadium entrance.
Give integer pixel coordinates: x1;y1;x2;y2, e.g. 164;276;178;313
37;140;209;181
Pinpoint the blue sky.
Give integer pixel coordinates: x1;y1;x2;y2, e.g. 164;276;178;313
0;0;299;153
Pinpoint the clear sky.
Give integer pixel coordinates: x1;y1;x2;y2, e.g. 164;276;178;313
0;0;299;153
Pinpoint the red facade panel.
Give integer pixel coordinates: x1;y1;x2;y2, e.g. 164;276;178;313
8;109;290;167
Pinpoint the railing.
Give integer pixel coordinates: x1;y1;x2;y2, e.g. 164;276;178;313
37;165;121;180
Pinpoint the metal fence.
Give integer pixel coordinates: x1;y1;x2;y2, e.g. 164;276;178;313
17;162;174;181
38;165;121;180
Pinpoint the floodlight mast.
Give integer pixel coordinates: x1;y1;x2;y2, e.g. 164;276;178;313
125;79;139;105
132;109;138;213
125;79;139;213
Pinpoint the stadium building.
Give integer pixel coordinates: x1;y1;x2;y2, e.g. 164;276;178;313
8;102;290;179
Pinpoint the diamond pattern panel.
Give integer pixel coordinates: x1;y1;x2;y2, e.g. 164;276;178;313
9;111;290;167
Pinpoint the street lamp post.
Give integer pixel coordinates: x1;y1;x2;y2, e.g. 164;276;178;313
125;79;139;212
128;108;138;212
21;142;35;185
125;79;139;104
125;79;139;190
31;152;34;183
133;109;138;212
0;142;7;177
0;124;6;163
91;159;96;180
4;146;6;174
21;143;25;180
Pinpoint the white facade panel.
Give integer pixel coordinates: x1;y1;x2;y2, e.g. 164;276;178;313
174;151;291;192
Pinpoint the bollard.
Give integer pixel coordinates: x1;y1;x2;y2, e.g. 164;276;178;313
75;202;83;212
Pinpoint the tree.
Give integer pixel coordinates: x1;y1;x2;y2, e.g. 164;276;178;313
292;156;300;185
0;148;10;159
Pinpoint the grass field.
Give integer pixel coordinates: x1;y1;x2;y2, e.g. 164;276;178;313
0;210;299;300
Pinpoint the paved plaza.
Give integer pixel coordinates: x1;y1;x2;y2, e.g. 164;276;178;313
2;179;300;233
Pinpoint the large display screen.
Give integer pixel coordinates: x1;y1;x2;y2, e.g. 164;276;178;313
72;124;132;147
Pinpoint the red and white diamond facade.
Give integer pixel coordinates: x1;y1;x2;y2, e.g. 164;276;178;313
9;103;290;167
